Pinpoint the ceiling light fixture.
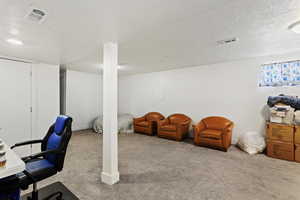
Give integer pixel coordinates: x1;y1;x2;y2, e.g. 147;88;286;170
289;21;300;33
99;64;122;69
25;8;47;24
6;38;23;46
217;37;238;45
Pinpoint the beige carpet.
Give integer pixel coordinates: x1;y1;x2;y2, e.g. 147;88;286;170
28;130;300;200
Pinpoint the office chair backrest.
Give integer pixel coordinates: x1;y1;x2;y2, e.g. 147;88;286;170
41;115;73;171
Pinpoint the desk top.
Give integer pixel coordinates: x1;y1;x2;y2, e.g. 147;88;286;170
0;142;25;179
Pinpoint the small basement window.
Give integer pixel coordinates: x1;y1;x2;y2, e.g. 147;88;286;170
259;60;300;87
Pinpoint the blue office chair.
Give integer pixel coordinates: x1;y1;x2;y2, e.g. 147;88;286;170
11;115;73;200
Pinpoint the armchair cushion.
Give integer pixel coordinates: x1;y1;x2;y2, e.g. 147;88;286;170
201;129;222;139
135;121;150;127
160;124;177;132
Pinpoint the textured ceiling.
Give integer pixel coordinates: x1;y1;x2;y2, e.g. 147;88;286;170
1;0;300;75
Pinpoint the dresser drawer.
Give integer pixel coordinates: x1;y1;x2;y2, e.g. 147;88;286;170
266;123;294;143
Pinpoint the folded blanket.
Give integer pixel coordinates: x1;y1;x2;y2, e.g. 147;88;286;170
268;94;300;110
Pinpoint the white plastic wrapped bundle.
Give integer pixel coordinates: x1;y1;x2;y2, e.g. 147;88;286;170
295;111;300;125
237;131;266;155
118;114;134;134
93;113;134;134
93;115;103;134
269;104;294;125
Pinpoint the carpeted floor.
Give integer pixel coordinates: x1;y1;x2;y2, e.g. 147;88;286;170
29;130;300;200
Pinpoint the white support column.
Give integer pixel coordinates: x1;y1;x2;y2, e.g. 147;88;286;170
101;42;119;185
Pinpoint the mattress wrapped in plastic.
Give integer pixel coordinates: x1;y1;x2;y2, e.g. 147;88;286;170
267;95;300;110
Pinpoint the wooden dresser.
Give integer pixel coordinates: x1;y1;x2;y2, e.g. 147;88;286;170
266;122;300;162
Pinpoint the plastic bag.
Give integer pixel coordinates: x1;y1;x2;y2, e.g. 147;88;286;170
237;131;266;155
93;113;134;134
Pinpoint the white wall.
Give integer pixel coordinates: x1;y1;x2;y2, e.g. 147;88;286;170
119;51;300;143
66;70;102;131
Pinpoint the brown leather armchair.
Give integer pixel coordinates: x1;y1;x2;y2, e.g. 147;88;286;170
157;114;191;141
193;116;234;151
134;112;165;136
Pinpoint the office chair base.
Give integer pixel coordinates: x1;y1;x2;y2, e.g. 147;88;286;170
22;182;79;200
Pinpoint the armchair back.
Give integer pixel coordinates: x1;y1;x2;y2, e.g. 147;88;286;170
168;114;191;125
202;116;233;130
145;112;165;121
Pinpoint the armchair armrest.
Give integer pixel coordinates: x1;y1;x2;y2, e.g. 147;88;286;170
22;149;62;163
223;123;234;134
133;116;146;124
11;139;43;149
227;123;234;131
221;123;234;149
179;120;191;126
193;121;206;134
158;119;169;126
176;120;190;130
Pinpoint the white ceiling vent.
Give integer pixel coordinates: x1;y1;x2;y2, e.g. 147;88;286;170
217;37;238;45
25;8;47;23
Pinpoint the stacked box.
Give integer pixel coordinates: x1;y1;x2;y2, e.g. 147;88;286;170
266;122;294;161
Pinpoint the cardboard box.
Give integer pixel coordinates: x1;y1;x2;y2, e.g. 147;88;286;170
267;140;294;161
266;122;294;143
295;126;300;144
295;144;300;163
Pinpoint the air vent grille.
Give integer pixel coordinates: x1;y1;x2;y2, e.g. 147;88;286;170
25;8;47;23
217;37;238;45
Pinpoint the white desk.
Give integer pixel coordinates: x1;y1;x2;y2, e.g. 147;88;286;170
0;141;25;179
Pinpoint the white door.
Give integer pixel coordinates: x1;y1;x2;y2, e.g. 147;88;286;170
0;59;32;156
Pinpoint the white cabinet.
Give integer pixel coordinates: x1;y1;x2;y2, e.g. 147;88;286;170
0;59;32;156
31;64;59;153
0;59;59;156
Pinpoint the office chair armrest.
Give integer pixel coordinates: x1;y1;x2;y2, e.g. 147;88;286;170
11;140;43;149
22;170;37;183
23;149;62;162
